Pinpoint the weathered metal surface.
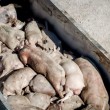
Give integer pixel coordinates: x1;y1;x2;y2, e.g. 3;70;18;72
29;0;110;93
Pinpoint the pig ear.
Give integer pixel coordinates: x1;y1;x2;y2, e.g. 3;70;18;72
57;47;60;51
9;4;14;7
63;53;67;58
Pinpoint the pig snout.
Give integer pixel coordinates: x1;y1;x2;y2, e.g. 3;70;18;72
73;89;82;95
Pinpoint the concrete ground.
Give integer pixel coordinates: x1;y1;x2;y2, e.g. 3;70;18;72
51;0;110;53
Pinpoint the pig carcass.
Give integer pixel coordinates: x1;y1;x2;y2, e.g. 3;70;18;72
0;4;25;29
41;21;62;52
29;74;56;96
3;67;36;97
0;53;24;89
75;58;109;110
0;53;24;78
0;4;17;24
0;22;25;51
19;45;65;98
25;21;43;46
47;95;84;110
49;48;85;102
7;95;42;110
26;92;51;110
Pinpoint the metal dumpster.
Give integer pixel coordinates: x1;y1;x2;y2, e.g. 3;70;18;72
0;0;110;109
29;0;110;94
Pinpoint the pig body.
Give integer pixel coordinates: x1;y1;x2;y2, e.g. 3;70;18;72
3;67;36;96
0;4;17;24
0;53;24;78
19;45;65;98
75;58;109;110
0;53;24;89
26;92;51;110
0;22;25;51
25;21;42;46
48;95;84;110
50;49;85;102
30;74;56;96
7;95;42;110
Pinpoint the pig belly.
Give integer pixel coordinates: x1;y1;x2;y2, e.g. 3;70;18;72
65;74;84;95
75;58;109;110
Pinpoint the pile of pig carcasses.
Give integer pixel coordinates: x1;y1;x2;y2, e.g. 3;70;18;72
0;0;110;110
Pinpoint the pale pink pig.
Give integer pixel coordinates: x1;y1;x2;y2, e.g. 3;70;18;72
29;74;56;96
3;67;36;97
75;58;109;110
25;21;43;46
0;22;25;51
7;95;42;110
49;48;85;103
0;53;24;89
19;45;65;98
0;4;17;24
0;53;24;78
26;92;51;110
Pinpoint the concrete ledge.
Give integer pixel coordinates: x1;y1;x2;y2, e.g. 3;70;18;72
51;0;110;54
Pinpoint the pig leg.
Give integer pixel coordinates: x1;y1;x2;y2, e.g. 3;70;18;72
53;82;64;98
57;89;73;103
15;90;21;95
3;88;15;98
48;76;64;98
